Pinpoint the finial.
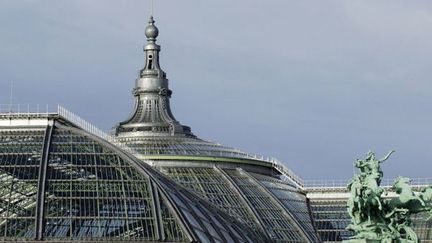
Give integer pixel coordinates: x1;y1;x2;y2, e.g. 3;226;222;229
145;16;159;41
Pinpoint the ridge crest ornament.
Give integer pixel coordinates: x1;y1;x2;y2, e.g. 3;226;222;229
345;151;432;243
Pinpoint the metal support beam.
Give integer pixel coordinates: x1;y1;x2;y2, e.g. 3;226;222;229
213;166;267;236
150;181;163;241
34;119;54;240
305;197;322;242
237;168;314;243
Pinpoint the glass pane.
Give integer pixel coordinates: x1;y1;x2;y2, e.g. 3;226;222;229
0;129;44;239
43;129;156;240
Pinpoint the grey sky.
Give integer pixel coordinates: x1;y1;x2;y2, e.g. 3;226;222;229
0;0;431;180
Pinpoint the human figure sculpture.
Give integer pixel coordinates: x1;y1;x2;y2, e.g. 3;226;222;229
347;176;363;225
345;151;432;243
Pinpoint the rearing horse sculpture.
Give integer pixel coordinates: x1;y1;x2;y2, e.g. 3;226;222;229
388;177;428;214
345;151;432;243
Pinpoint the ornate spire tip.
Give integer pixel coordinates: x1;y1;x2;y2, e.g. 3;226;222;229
145;16;158;40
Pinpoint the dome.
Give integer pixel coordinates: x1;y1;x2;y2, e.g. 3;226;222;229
111;16;321;243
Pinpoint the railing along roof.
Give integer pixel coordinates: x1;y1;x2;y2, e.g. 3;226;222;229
0;104;305;187
304;177;432;189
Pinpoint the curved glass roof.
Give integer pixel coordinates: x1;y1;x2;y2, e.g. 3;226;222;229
158;166;320;242
115;134;304;188
0;115;266;242
117;136;254;158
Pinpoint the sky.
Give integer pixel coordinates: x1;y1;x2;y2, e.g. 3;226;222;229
0;0;431;180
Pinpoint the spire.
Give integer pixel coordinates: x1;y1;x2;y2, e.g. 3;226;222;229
138;16;167;88
114;16;193;137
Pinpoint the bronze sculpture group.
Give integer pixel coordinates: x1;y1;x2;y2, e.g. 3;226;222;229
346;151;432;243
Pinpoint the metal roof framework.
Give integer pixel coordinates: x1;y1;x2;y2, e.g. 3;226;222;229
0;114;266;242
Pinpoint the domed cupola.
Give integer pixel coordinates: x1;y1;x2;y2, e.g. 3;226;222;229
114;16;194;137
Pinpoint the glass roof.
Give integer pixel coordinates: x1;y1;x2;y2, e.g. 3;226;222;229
0;115;265;242
160;166;319;242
